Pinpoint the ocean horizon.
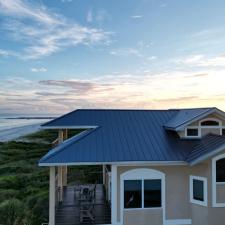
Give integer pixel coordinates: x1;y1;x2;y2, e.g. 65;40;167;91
0;114;55;131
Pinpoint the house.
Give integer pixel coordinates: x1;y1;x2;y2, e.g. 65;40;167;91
39;107;225;225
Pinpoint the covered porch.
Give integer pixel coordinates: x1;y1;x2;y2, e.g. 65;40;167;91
49;164;115;225
39;129;118;225
56;184;111;225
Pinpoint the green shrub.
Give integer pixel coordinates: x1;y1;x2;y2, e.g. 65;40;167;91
0;199;25;225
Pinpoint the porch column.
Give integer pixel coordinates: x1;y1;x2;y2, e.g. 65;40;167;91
58;129;64;143
103;165;106;186
58;166;63;202
49;167;55;225
111;165;117;225
62;166;67;187
60;129;67;187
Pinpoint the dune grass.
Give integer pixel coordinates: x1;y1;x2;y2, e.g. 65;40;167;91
0;129;102;225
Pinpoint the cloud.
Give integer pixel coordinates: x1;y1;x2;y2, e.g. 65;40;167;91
0;49;11;56
95;9;111;23
1;68;225;114
0;0;60;25
0;48;18;57
86;9;93;23
86;8;110;24
61;0;73;3
39;80;96;93
31;67;47;72
131;15;143;19
174;54;225;67
110;48;143;57
148;56;157;60
0;0;111;59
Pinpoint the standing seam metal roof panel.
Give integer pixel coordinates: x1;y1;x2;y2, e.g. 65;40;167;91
39;109;202;164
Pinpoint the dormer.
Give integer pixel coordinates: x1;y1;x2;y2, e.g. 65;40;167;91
164;107;225;139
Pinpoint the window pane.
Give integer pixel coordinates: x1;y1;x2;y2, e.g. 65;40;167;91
193;179;204;201
216;158;225;182
124;180;142;208
187;129;198;136
222;129;225;136
201;120;219;126
144;179;161;208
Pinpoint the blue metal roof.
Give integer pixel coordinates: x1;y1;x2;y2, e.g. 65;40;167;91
39;109;207;165
186;134;225;165
39;109;225;166
164;108;214;131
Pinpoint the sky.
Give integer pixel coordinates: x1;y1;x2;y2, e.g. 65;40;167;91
0;0;225;115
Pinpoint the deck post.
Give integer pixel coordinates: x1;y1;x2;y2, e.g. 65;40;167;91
49;166;55;225
103;165;106;185
58;166;63;202
111;165;117;225
60;129;67;187
62;166;67;187
58;129;64;143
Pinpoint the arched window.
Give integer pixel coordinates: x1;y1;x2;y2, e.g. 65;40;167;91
201;120;219;126
216;158;225;182
212;154;225;207
200;118;221;127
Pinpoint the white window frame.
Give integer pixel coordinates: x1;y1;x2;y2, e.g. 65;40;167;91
185;118;224;138
212;154;225;207
120;168;165;225
199;118;222;127
123;179;162;210
185;126;200;138
190;175;208;207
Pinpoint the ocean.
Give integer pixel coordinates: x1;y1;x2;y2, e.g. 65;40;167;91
0;114;54;131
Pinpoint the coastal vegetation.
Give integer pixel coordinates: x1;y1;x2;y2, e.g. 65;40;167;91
0;129;102;225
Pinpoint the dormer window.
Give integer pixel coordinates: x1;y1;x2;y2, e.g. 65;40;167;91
184;118;223;138
186;128;199;137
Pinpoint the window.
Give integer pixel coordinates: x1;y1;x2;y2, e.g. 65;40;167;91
186;128;199;137
216;158;225;182
190;176;207;206
124;179;162;209
212;154;225;207
201;120;219;126
144;180;161;208
124;180;142;209
222;129;225;136
193;179;204;201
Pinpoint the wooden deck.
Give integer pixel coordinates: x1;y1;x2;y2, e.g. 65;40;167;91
55;184;111;225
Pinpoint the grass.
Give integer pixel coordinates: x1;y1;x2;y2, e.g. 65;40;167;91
0;129;102;225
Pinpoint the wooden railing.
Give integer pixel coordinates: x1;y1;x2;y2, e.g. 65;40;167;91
52;138;60;148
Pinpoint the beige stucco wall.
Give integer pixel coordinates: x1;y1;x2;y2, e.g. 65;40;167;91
123;209;163;225
117;165;191;223
116;152;225;225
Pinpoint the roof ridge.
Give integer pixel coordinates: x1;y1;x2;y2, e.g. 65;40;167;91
42;108;80;127
165;107;215;130
77;109;177;111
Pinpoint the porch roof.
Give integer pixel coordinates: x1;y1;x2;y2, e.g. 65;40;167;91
39;109;225;166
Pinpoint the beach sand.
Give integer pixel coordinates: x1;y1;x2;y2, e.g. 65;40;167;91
0;124;42;142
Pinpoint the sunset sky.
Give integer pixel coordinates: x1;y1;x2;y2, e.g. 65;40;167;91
0;0;225;115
